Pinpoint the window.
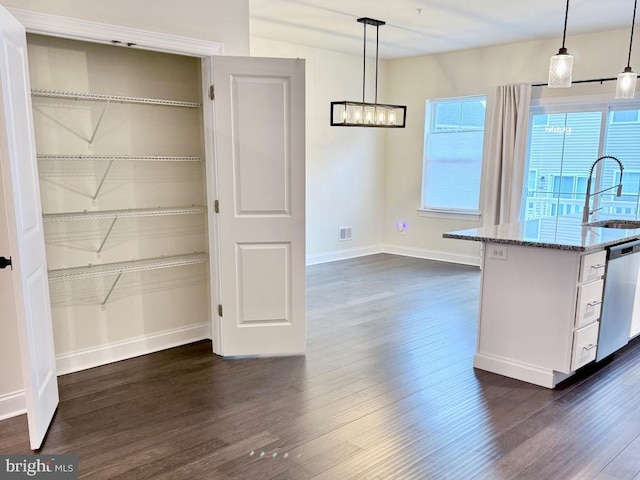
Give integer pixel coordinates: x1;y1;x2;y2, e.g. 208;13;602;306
522;104;640;221
422;95;486;214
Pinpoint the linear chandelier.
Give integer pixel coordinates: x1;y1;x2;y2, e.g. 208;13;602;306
331;17;407;128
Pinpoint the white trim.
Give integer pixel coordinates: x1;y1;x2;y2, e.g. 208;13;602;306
383;244;481;267
417;208;481;221
306;245;383;266
306;245;482;267
474;352;573;389
56;323;212;375
7;8;224;57
0;390;26;421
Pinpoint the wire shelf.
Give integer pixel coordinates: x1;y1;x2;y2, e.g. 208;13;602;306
43;206;207;223
31;89;201;108
48;252;209;282
37;154;201;162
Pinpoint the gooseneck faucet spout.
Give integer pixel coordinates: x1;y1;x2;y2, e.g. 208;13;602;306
582;155;624;224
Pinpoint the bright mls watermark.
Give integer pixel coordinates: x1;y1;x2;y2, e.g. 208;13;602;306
0;455;77;479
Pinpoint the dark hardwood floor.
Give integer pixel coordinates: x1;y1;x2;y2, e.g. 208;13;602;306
2;253;640;479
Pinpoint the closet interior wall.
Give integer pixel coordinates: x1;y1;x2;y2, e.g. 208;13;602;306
27;34;210;372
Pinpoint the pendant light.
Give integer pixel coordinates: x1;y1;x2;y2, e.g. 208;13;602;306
616;0;638;99
549;0;574;88
330;17;407;128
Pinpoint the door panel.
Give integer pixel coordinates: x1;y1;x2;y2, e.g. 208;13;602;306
213;56;305;356
0;5;58;449
233;76;290;214
237;243;290;325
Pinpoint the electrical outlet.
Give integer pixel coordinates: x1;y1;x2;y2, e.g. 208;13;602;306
488;245;508;261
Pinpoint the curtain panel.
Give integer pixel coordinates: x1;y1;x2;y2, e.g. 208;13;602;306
481;83;532;226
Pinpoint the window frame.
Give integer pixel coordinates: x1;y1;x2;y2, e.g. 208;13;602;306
420;94;487;219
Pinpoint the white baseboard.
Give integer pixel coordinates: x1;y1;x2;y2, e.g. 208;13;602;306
0;390;26;421
306;245;383;266
306;244;481;267
474;352;573;388
383;244;481;267
56;323;212;375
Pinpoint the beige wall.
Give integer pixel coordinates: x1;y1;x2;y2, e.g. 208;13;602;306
384;27;637;263
251;37;387;262
2;0;250;55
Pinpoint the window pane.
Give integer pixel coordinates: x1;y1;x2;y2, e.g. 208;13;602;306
434;102;461;131
461;100;485;129
611;110;639;123
523;111;602;220
601;109;640;213
425;131;484;210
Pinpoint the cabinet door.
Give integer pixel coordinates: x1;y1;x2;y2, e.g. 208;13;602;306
571;322;599;371
575;279;604;329
0;5;58;450
212;56;306;356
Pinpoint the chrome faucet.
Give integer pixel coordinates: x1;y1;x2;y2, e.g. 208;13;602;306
582;155;624;224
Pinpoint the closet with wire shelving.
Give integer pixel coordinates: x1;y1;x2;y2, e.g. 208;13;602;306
27;33;210;373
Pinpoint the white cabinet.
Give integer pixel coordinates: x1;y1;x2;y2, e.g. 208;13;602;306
475;243;606;388
571;250;605;370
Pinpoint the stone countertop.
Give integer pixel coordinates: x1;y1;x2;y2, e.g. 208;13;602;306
443;215;640;251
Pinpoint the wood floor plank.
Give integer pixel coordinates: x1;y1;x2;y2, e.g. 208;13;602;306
1;254;639;479
594;432;640;480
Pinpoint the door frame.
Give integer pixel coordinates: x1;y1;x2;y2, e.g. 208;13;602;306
7;8;226;371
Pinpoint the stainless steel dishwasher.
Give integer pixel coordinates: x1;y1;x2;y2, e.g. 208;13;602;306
597;239;640;362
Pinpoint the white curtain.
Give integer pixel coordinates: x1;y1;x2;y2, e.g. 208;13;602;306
481;83;532;226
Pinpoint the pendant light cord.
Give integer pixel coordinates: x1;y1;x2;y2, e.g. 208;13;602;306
627;0;638;68
362;22;367;104
561;0;570;49
375;25;379;105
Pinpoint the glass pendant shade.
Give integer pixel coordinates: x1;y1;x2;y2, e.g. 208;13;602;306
616;67;637;99
549;48;574;88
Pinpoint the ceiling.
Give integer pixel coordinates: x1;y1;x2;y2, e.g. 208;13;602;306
249;0;637;59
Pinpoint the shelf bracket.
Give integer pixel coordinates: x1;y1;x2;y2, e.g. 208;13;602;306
101;272;122;310
89;99;111;147
92;160;115;205
97;217;118;257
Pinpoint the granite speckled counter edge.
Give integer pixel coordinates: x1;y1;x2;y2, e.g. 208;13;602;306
443;215;640;252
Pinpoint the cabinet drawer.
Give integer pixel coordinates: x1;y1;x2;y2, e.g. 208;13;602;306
575;278;604;328
571;322;600;371
579;250;607;283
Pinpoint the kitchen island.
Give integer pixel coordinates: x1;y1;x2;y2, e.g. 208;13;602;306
445;215;640;388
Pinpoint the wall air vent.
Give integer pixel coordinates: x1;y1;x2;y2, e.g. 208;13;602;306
339;226;353;241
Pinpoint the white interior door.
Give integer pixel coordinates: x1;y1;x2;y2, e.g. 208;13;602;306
0;5;58;450
212;56;306;356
